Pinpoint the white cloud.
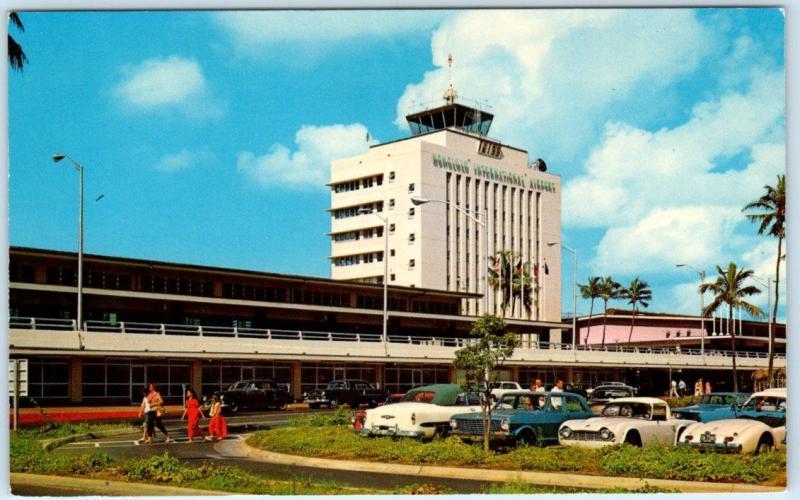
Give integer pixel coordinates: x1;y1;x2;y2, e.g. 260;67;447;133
213;11;446;55
396;9;715;159
153;149;211;172
114;56;224;118
237;123;374;189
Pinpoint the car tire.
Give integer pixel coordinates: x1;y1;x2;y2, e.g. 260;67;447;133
675;427;687;446
756;435;773;455
229;402;239;414
309;403;320;410
329;399;339;409
278;400;289;411
368;399;378;409
624;431;642;447
517;429;538;447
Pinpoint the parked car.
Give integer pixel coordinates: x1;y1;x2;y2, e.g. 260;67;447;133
358;384;483;439
304;380;387;409
671;392;750;422
450;391;594;446
489;381;523;401
558;397;694;448
217;379;293;413
352;392;405;429
679;388;786;454
587;384;637;414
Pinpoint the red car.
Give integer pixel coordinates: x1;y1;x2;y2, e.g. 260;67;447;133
352;393;405;429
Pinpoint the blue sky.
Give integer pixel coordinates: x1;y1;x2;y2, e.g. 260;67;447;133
8;9;786;319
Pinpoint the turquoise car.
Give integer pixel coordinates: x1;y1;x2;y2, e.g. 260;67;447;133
449;391;594;446
672;392;750;422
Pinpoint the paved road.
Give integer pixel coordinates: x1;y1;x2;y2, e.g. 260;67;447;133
45;410;498;494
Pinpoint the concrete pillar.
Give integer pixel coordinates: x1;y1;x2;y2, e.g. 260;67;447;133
448;365;457;383
510;366;520;383
374;364;384;389
191;359;202;394
566;367;574;383
69;357;82;403
291;361;302;401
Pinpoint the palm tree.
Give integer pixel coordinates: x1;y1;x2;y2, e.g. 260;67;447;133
598;277;622;348
743;175;785;387
512;261;537;317
579;276;602;345
700;263;763;392
488;251;514;314
8;13;28;72
621;277;653;344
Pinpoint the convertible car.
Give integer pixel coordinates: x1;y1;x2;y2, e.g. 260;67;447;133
680;388;786;454
672;392;751;422
450;390;594;446
559;397;694;448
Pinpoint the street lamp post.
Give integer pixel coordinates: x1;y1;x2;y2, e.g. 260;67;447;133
410;197;488;314
548;242;577;351
53;154;84;333
676;264;705;357
358;208;389;355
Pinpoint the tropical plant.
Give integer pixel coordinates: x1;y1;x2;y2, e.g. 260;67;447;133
700;263;763;392
488;251;514;314
488;251;537;317
621;277;653;344
598;277;622;347
512;260;537;317
579;276;602;345
742;174;785;387
453;314;519;451
8;13;27;72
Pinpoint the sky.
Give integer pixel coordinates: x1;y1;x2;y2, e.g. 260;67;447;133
7;8;786;320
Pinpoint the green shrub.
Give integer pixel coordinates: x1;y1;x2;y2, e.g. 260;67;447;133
508;444;603;473
668;396;700;408
70;453;114;475
289;406;352;427
119;452;206;483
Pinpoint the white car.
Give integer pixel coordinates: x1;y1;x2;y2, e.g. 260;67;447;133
359;384;483;439
490;381;523;400
559;397;694;448
680;388;786;454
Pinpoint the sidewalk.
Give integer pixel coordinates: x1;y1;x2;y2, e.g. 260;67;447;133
10;472;225;496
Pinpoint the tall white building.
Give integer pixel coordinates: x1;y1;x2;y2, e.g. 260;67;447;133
329;95;562;324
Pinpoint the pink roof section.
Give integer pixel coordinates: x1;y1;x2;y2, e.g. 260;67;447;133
581;324;705;345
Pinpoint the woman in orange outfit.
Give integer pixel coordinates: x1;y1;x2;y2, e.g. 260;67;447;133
208;392;228;441
180;388;205;443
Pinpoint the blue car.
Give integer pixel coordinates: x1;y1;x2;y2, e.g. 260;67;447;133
672;392;750;422
449;391;594;446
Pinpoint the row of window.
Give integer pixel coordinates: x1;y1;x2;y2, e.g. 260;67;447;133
331;226;384;243
332;201;384;219
332;251;385;267
331;174;384;193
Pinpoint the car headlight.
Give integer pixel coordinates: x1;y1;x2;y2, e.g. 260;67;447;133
674;412;683;419
449;419;458;429
560;426;573;439
500;419;510;432
599;428;614;441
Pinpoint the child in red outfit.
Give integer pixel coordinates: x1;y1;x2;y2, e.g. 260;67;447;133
208;392;227;441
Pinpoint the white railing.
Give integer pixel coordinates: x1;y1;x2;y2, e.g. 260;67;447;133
8;317;785;360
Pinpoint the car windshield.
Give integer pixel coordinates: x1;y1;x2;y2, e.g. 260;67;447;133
403;391;436;403
741;396;785;411
700;394;737;405
601;402;652;419
592;389;633;399
227;381;248;391
495;394;542;410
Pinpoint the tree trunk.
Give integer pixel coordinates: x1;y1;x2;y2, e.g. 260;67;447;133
601;300;609;347
586;299;595;346
627;306;636;344
768;236;782;388
729;304;738;393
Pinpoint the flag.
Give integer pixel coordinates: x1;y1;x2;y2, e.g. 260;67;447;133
544;262;550;275
515;259;523;275
533;264;539;277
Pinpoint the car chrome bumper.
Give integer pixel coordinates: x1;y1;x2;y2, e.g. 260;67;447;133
685;442;743;453
359;427;425;438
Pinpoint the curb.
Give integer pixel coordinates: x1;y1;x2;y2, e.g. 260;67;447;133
41;427;140;451
229;438;785;493
10;472;227;496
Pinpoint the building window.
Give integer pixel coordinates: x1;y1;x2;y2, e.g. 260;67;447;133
390;249;395;257
390;274;396;281
389;224;396;234
409;259;416;269
389;171;396;181
389;198;395;209
408;233;415;242
408;207;415;217
408;183;415;192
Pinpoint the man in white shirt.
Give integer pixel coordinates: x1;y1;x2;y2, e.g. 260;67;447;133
550;379;564;409
530;378;546;408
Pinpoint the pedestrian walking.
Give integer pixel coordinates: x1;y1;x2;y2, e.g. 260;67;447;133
146;383;173;443
208;392;228;441
695;378;704;396
678;379;687;397
705;380;712;394
136;387;153;444
669;379;679;397
180;388;205;443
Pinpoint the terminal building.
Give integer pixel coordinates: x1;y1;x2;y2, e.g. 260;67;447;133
329;88;562;326
7;90;786;406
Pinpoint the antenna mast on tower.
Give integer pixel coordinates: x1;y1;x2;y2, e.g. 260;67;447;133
443;53;458;105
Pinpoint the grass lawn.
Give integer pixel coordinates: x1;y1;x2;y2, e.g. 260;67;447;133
248;413;786;485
